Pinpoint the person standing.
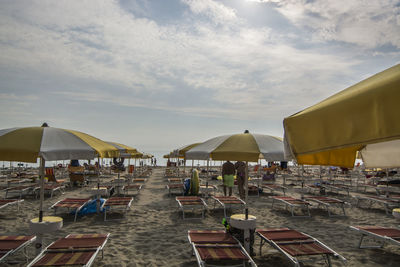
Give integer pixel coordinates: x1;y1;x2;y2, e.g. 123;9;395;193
235;161;246;200
222;160;235;196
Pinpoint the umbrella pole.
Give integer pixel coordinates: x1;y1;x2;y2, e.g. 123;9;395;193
245;161;249;220
206;159;209;189
39;157;45;222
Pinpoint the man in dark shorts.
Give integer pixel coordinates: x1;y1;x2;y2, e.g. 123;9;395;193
235;161;246;200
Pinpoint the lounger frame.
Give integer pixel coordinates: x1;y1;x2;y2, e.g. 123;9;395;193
256;229;346;267
212;196;246;218
176;196;208;219
50;198;91;222
0;235;36;263
27;233;110;267
305;196;347;217
5;184;39;199
187;230;257;267
350;226;400;249
271;196;311;217
354;194;400;215
262;184;287;196
0;199;23;211
102;197;133;221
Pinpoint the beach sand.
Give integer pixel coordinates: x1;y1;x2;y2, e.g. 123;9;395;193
2;167;400;266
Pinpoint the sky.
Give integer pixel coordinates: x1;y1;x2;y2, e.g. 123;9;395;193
0;0;399;158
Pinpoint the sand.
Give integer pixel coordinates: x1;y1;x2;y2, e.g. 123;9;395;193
1;167;400;267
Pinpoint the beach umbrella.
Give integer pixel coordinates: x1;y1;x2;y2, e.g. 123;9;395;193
186;131;284;207
106;141;138;155
172;143;201;176
185;132;284;162
0;123;120;221
283;64;400;168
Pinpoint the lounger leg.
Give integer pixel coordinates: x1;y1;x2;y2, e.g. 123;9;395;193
74;210;78;222
341;204;346;216
326;254;332;267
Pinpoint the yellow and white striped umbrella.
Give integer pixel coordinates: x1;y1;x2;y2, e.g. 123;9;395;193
0;123;120;222
185;131;284;162
0;125;119;162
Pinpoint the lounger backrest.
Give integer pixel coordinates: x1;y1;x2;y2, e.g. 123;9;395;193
195;244;249;261
357;226;400;238
189;232;238;244
0;236;35;250
257;229;309;241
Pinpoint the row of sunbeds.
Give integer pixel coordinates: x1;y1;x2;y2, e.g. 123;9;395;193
1;225;398;266
174;194;349;219
188;225;400;267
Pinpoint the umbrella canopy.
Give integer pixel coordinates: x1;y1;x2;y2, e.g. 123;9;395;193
0;126;119;162
106;141;138;158
185;132;284;162
283;64;400;168
173;143;201;159
0;124;120;222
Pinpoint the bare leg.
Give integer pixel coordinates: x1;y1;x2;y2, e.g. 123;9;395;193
229;187;233;196
223;186;227;196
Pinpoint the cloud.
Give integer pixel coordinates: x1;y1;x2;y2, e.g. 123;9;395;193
265;0;400;49
181;0;238;25
0;0;398;127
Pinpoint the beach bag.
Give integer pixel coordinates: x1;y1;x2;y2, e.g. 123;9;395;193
183;178;191;195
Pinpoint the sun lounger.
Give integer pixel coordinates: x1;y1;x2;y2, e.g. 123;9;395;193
131;178;147;183
324;184;350;196
304;196;347;217
176;196;207;219
27;233;110;267
353;194;400;215
50;198;91;222
212;196;246;218
199;184;217;197
248;185;260;197
167;178;183;183
123;184;143;196
166;183;184;196
101;197;133;221
188;230;257;267
5;184;39;199
256;228;345;267
350;225;400;249
34;183;64;198
305;184;325;195
0;235;36;263
0;199;23;211
271;196;311;217
262;184;287;196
